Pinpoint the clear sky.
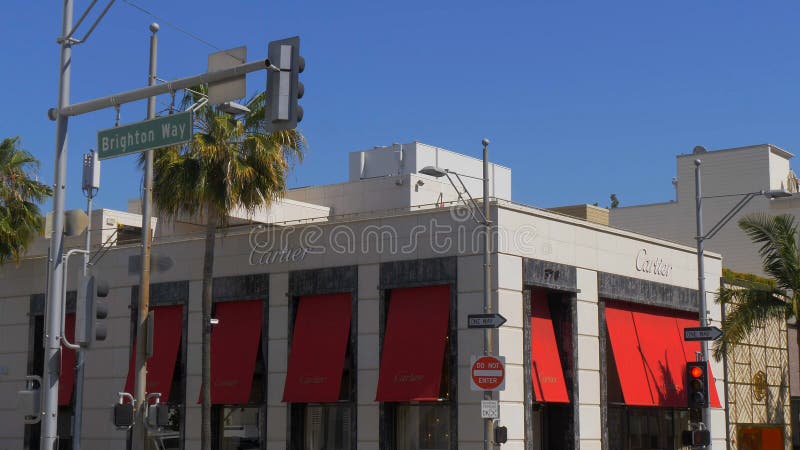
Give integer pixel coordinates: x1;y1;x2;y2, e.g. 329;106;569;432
3;1;800;213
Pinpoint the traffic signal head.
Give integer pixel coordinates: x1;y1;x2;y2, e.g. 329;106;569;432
113;402;134;429
681;429;710;447
494;426;508;445
76;273;109;347
265;36;304;131
686;361;709;409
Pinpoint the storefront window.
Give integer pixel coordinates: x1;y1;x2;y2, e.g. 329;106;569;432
217;407;262;450
304;404;351;450
607;406;690;450
395;403;450;450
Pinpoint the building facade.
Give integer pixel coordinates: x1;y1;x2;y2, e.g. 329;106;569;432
0;142;726;449
611;144;799;449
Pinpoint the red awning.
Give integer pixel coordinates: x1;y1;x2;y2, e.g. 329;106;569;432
675;317;722;408
124;305;183;401
59;314;76;406
606;303;722;408
376;285;450;402
202;300;263;405
631;310;689;407
530;291;569;403
605;306;654;406
283;293;352;402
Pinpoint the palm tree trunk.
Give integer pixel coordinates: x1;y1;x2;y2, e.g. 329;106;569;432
201;207;218;450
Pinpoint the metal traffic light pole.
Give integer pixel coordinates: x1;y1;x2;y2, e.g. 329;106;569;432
42;2;75;447
693;159;712;446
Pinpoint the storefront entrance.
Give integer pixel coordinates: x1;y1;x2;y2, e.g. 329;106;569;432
526;289;574;450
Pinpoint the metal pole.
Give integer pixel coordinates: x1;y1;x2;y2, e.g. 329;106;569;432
43;1;74;448
133;22;159;450
57;59;269;118
72;157;94;450
694;159;712;446
482;138;493;450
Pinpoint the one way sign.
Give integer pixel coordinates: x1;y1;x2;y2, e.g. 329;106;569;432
468;314;507;329
684;326;723;342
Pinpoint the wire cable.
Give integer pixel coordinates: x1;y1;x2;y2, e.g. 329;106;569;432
121;0;228;54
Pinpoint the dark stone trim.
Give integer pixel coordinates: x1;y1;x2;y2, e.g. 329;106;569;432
260;299;269;450
212;273;270;302
131;281;190;308
523;258;578;293
599;298;609;450
570;293;580;450
522;289;534;450
30;292;76;316
448;284;458;450
288;266;357;297
378;274;458;450
378;256;457;289
286;267;358;450
597;272;699;313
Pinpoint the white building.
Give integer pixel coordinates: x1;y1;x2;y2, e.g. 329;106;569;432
0;142;725;450
611;144;800;276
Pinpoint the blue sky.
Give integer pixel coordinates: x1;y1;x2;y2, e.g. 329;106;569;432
3;1;800;213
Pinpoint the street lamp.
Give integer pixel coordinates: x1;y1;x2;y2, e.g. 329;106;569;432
421;139;494;450
693;157;792;443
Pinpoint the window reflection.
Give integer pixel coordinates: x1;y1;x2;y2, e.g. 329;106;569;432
396;403;450;450
219;407;261;450
304;404;351;450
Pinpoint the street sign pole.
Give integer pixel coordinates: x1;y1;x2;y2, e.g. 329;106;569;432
132;23;159;450
42;2;74;448
694;160;712;448
482;139;493;450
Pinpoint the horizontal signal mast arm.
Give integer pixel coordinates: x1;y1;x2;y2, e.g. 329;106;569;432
52;59;271;118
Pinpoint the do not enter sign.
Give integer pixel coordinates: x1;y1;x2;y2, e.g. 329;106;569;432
470;355;506;391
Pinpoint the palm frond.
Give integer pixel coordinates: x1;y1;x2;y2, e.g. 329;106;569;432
713;280;792;360
738;213;800;292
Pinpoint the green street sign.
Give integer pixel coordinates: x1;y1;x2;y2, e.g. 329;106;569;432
97;111;193;160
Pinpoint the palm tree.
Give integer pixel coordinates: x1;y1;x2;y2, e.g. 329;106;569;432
147;88;305;449
713;213;800;361
0;136;53;264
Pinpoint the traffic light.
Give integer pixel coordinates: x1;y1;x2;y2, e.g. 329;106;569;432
686;361;709;409
681;429;711;447
76;272;109;347
265;36;304;131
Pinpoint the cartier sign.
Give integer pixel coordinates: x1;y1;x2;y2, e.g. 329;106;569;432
635;249;672;278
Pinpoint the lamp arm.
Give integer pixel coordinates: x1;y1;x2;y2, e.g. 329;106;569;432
448;172;490;224
703;193;756;241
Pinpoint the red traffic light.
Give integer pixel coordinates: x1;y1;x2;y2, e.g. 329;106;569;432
690;366;704;379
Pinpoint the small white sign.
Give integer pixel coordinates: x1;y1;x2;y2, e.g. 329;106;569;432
481;400;499;419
